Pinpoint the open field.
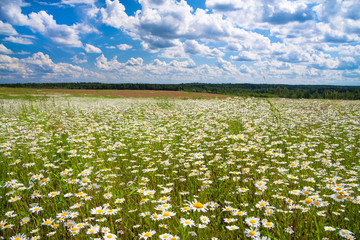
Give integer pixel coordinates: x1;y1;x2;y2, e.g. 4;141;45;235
0;87;229;99
0;96;359;240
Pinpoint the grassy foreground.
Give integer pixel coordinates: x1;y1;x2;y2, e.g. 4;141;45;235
0;97;359;240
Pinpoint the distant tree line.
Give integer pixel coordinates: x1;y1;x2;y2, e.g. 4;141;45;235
2;82;360;100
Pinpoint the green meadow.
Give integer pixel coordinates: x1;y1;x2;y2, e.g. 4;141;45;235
0;96;359;240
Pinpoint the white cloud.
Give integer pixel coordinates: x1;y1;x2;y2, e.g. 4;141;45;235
0;20;18;35
0;52;100;81
84;44;102;53
0;0;97;47
4;36;33;45
61;0;96;6
231;51;260;61
71;53;87;64
117;44;133;51
184;40;224;58
0;44;13;54
100;0;137;30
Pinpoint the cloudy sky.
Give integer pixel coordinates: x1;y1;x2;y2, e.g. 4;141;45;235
0;0;359;85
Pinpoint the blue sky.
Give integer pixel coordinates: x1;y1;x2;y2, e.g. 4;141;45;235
0;0;360;85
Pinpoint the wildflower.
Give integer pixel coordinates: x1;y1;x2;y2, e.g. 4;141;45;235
189;200;207;212
150;213;162;221
139;230;156;239
87;224;100;234
285;227;294;234
245;217;261;228
20;217;30;225
200;215;210;224
9;196;21;203
245;228;260;238
324;226;336;231
91;206;107;215
29;206;43;214
226;225;239;231
262;219;274;228
10;233;27;240
224;218;237;223
159;233;173;239
161;211;176;219
42;218;54;226
255;200;269;209
180;218;195;227
103;233;117;239
48;191;60;197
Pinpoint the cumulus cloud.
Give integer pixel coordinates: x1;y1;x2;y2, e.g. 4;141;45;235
0;52;100;81
0;44;13;54
0;0;97;47
4;36;33;45
71;53;87;64
84;44;102;53
0;20;18;35
117;44;133;50
231;51;260;61
184;40;224;58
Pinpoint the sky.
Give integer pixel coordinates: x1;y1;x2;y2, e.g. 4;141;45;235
0;0;360;85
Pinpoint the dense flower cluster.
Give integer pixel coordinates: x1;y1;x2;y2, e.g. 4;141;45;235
0;97;359;239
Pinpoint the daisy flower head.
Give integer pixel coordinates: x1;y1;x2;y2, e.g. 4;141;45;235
159;233;173;239
180;218;195;227
139;230;156;239
324;226;336;231
339;229;354;238
48;191;60;197
91;206;107;215
285;226;294;234
20;217;30;225
262;219;274;228
245;217;261;228
161;211;176;219
103;233;117;239
30;206;43;214
255;200;269;209
10;233;28;240
224;218;237;223
245;228;260;238
42;218;54;226
200;215;210;224
226;225;239;231
188;200;208;212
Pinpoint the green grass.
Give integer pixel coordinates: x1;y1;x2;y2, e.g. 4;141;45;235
0;97;359;240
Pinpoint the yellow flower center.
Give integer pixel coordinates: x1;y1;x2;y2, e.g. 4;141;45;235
249;231;256;236
184;207;190;210
266;222;272;226
185;221;191;224
163;212;170;216
250;219;257;224
96;209;104;214
305;198;312;204
71;227;78;232
144;232;152;237
259;202;266;206
193;202;203;208
107;235;113;239
44;220;51;225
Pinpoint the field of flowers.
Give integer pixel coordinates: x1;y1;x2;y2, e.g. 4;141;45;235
0;97;359;240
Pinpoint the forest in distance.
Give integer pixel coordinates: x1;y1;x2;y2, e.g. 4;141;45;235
2;82;360;100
